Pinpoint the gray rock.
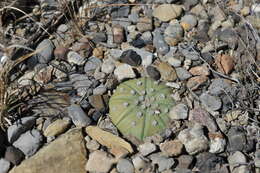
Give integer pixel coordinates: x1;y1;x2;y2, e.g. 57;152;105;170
67;104;92;127
128;12;139;23
0;159;10;173
169;103;189;120
112;18;131;28
117;159;134;173
180;15;197;31
199;93;222;111
109;49;123;60
146;66;161;80
91;32;107;43
149;153;175;172
153;29;169;55
208;78;232;96
111;4;130;18
114;64;136;81
67;51;86;65
136;17;153;32
86;140;100;151
255;150;260;168
227;127;247;152
13;129;43;157
196;152;228;173
8;116;37;143
120;50;142;66
164;23;184;46
178;124;209;155
84;57;102;75
35;39;54;64
209;133;226;154
177;155;194;169
189;108;218;132
93;85;107;95
138;142;157;156
228;151;250;173
178;43;200;61
141;31;153;44
175;67;192;80
70;74;93;96
57;24;68;33
132;155;147;172
101;58;115;74
85;150;115;173
5;146;25;165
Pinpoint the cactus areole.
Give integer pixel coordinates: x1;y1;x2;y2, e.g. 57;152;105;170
109;78;175;141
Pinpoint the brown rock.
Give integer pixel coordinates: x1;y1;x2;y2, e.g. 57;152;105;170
186;76;208;90
156;62;177;81
113;25;125;44
43;119;70;137
34;66;54;84
189;64;210;76
88;95;106;111
215;54;234;74
109;146;129;159
153;4;183;22
136;17;153;32
92;47;104;59
54;47;69;60
9;128;87;173
160;140;183;156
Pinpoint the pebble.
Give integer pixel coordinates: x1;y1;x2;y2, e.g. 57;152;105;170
54;47;69;60
179;43;200;60
117;159;134;173
180;14;197;31
228;151;250;173
43;119;70;137
92;47;104;59
93;85;107;95
177;155;194;169
164;23;184;46
159;139;183;156
91;32;107;43
169;103;189;120
85;150;115;173
255;150;260;168
5;146;25;165
186;76;208;90
84;57;102;75
122;47;154;67
8;116;37;143
227;127;247;152
189;108;218;132
86;140;100;151
196;152;227;173
67;51;85;65
120;50;142;66
215;54;234;74
175;67;192;80
113;25;125;44
190;4;208;19
153;4;182;22
35;39;54;64
153;29;169;55
132;155;148;172
33;65;53;85
114;64;136;81
101;58;115;74
136;17;153;32
67;104;92;127
156;61;177;81
141;31;153;44
146;66;161;80
138;142;157;156
177;124;209;155
70;74;93;96
208;78;232;96
189;64;210;76
88;95;106;111
0;159;10;173
13;129;43;157
199;93;222;111
57;24;68;33
149;153;175;172
208;132;226;153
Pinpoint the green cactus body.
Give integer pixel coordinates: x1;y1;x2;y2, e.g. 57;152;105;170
109;77;175;141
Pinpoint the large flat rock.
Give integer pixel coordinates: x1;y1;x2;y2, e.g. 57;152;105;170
9;128;87;173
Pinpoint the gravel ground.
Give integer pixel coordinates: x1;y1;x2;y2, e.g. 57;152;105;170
0;0;260;173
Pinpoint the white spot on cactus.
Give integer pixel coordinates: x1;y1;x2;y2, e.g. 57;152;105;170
120;87;124;92
130;90;135;95
123;102;129;107
136;112;143;118
149;88;154;93
160;94;165;99
150;97;155;102
138;96;144;101
137;81;142;86
154;81;159;85
155;109;161;114
164;108;169;113
134;100;139;106
152;120;158;126
141;90;146;95
131;121;136;126
141;104;146;109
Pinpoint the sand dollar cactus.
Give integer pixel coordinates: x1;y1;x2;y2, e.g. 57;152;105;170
109;77;176;141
